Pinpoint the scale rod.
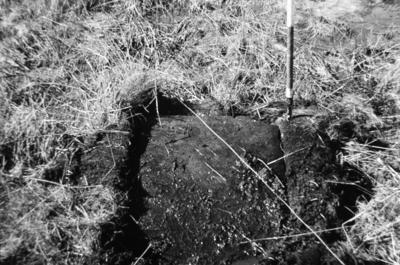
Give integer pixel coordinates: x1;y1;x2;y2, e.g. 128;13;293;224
286;0;294;119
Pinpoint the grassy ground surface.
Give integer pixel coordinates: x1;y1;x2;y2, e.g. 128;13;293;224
0;0;399;264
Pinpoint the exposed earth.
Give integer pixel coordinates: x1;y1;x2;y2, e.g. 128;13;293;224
46;91;377;265
1;0;399;264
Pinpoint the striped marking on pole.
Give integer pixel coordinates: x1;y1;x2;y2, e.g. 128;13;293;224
286;0;294;118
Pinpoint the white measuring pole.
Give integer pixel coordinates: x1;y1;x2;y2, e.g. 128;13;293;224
286;0;294;119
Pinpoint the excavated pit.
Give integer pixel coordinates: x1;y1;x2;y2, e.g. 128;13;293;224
70;91;377;265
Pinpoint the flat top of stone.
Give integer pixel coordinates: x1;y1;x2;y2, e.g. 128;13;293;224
137;115;286;263
143;115;285;185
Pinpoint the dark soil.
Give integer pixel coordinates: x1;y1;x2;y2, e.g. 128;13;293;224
32;90;378;265
135;115;285;264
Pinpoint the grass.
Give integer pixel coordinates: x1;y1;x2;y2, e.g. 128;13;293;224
0;0;399;264
342;134;400;263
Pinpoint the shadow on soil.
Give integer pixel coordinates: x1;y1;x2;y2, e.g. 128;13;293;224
95;92;194;264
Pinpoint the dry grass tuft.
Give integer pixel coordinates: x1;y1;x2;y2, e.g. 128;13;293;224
0;174;116;263
343;137;400;263
341;93;400;263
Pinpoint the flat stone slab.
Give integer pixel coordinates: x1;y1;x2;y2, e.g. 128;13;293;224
142;115;285;187
137;115;286;264
92;112;366;265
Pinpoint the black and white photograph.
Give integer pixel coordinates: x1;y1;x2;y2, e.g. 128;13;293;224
0;0;399;264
